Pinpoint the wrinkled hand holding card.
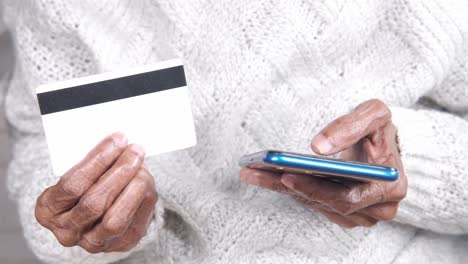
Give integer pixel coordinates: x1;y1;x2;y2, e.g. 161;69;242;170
36;59;197;175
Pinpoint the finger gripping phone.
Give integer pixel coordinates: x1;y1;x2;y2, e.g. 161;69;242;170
239;150;399;182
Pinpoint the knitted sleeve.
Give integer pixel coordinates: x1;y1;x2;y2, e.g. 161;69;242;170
391;50;468;235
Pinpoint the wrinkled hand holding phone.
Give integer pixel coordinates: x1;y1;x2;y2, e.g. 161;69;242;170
240;99;407;228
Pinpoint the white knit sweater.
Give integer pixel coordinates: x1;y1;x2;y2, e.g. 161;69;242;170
2;0;468;263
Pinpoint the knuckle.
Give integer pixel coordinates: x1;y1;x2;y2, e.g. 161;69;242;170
370;99;391;120
116;164;136;177
92;152;111;171
336;191;361;215
336;201;356;215
35;188;64;221
370;204;399;221
374;183;387;204
81;242;106;254
35;193;50;216
341;114;355;125
54;229;80;247
79;195;106;218
390;181;407;201
133;176;150;191
34;206;51;228
324;115;360;144
102;217;129;236
323;116;352;138
107;135;125;150
126;147;144;161
376;209;397;221
83;246;103;254
121;145;144;167
79;235;108;254
141;169;155;185
145;189;158;205
37;186;52;204
395;186;407;201
60;175;87;198
377;152;395;167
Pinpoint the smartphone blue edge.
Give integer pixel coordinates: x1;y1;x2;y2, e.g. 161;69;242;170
265;151;399;181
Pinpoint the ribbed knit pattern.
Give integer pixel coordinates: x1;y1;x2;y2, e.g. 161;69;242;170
1;0;468;263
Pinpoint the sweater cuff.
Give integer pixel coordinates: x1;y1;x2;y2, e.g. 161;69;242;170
390;106;436;161
390;106;436;224
388;106;468;234
143;196;165;246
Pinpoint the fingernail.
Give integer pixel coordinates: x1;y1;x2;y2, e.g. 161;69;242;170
129;144;146;156
311;134;334;154
280;174;298;189
111;132;128;147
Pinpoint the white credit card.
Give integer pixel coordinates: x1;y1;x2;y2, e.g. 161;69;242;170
36;59;197;176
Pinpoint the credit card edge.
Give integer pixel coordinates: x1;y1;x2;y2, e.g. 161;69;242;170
36;58;184;94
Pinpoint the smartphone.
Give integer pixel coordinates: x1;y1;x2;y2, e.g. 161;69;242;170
239;150;399;182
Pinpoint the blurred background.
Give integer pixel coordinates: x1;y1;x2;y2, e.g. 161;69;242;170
0;30;41;263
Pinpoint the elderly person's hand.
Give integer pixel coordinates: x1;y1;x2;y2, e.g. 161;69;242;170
240;99;407;228
35;133;157;253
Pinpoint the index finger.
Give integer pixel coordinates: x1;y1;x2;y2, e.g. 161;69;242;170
240;168;292;194
39;132;128;215
311;99;392;155
280;173;401;215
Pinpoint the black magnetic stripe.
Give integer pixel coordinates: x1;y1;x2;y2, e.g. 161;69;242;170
37;65;186;115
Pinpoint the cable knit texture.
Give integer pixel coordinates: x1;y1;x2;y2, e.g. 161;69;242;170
1;0;468;263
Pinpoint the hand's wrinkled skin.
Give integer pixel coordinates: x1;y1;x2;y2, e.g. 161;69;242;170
240;99;407;228
35;133;158;253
